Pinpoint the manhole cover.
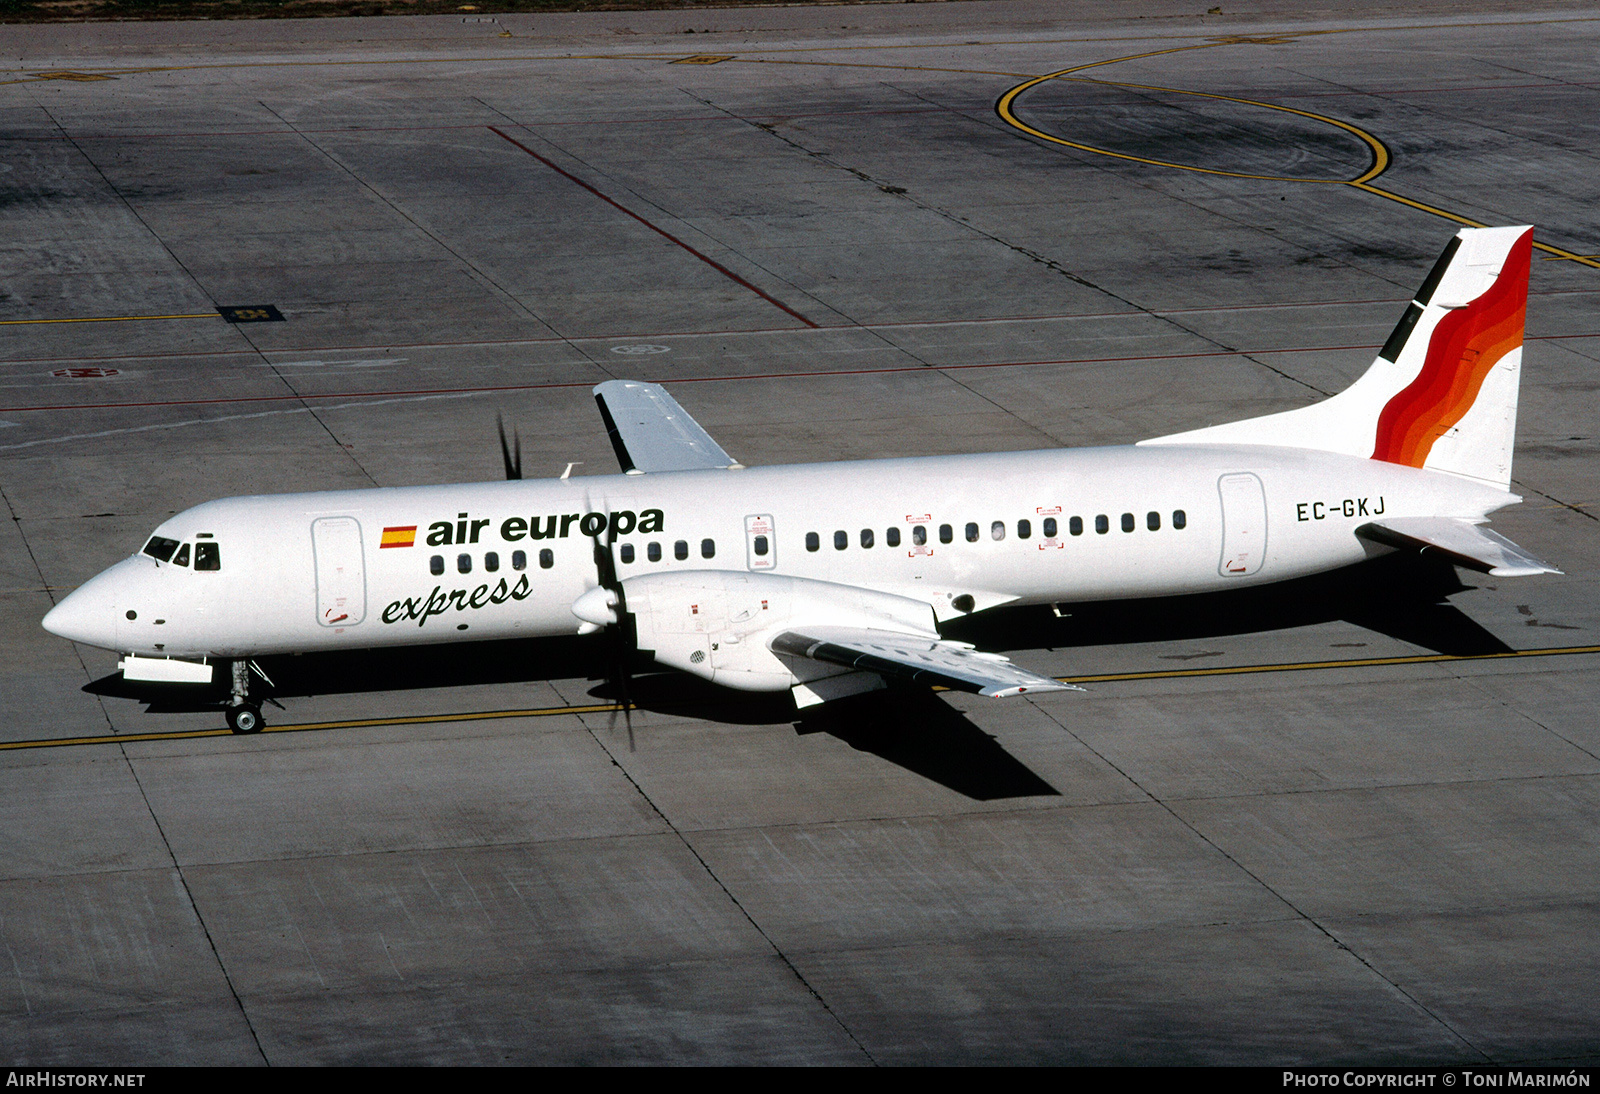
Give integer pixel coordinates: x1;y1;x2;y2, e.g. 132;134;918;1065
52;367;120;378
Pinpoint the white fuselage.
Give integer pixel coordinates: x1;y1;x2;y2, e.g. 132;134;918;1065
44;442;1515;664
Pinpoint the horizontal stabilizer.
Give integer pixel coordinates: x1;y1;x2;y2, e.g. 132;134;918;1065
1356;517;1560;577
593;380;740;474
771;627;1081;698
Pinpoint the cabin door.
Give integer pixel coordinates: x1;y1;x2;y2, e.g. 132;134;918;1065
312;516;367;628
1217;473;1268;577
745;514;776;572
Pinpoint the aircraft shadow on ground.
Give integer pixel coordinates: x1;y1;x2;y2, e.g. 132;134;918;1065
941;553;1512;658
587;673;1059;800
793;686;1061;801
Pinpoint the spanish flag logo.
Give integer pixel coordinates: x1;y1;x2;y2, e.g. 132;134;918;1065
380;525;417;549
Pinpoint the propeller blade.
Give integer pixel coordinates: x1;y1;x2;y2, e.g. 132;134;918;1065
496;413;523;481
588;499;636;751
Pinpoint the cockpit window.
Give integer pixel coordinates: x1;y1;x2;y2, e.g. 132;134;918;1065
172;543;191;567
194;543;221;571
143;536;179;562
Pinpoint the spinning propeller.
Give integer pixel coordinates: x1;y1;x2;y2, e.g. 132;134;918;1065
585;496;638;751
498;413;636;747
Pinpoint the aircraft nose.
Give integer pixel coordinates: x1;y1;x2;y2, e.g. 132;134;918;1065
42;563;125;650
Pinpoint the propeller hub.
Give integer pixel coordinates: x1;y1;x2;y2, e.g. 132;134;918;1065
571;586;619;627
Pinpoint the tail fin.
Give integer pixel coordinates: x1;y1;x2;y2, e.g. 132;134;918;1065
1140;226;1532;489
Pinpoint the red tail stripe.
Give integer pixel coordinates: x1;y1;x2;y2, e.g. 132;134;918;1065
1372;230;1531;468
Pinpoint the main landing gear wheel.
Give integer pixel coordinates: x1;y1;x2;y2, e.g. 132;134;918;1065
227;703;264;735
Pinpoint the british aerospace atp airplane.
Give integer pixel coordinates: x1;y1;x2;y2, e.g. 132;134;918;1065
44;226;1558;734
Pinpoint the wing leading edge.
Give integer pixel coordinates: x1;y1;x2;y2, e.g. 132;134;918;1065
593;380;741;474
1356;517;1561;577
771;627;1082;698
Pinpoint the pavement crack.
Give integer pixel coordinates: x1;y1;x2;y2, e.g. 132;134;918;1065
1030;699;1495;1062
579;719;878;1065
1511;478;1600;523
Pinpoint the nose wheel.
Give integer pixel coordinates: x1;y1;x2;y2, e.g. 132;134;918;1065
226;702;264;735
225;659;267;734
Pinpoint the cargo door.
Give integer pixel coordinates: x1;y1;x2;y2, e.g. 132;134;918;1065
312;516;367;627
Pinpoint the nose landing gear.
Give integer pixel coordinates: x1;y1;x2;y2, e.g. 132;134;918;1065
227;659;266;735
226;702;264;734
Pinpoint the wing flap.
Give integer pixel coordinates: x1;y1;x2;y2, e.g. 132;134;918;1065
771;626;1082;698
593;380;739;474
1356;517;1561;577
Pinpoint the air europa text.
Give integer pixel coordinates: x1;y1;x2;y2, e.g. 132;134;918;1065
423;509;665;546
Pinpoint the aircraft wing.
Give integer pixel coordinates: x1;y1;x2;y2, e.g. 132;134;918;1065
770;627;1083;698
593;380;741;474
1356;517;1561;577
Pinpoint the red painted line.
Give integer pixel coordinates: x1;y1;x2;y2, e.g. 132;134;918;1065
9;288;1596;367
0;345;1370;416
486;125;818;329
5;331;1598;415
1264;80;1600;100
12;107;945;143
5;280;1596;368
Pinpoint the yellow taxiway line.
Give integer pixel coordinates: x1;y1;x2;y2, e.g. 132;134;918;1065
993;43;1600;270
3;644;1593;754
0;313;221;327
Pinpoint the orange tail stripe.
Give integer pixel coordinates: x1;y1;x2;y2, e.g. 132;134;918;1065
1372;229;1531;468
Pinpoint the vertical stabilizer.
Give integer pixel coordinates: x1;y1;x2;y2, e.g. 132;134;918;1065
1140;226;1532;489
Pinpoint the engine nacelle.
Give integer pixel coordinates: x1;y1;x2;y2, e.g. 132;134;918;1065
614;571;938;692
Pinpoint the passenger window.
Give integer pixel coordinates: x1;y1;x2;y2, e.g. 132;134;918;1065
458;553;472;573
674;540;689;561
1069;516;1083;536
430;555;445;576
172;543;191;567
1147;511;1161;531
805;532;819;553
965;522;979;543
1121;513;1135;533
886;527;901;547
485;551;500;572
194;543;221;571
860;528;874;549
1173;509;1187;530
1043;518;1057;538
539;548;554;569
142;536;179;563
754;536;768;557
834;530;847;550
620;544;635;564
512;551;526;571
912;525;927;546
939;524;952;544
1095;515;1109;535
648;542;662;562
1017;520;1031;540
701;538;715;559
991;521;1005;541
